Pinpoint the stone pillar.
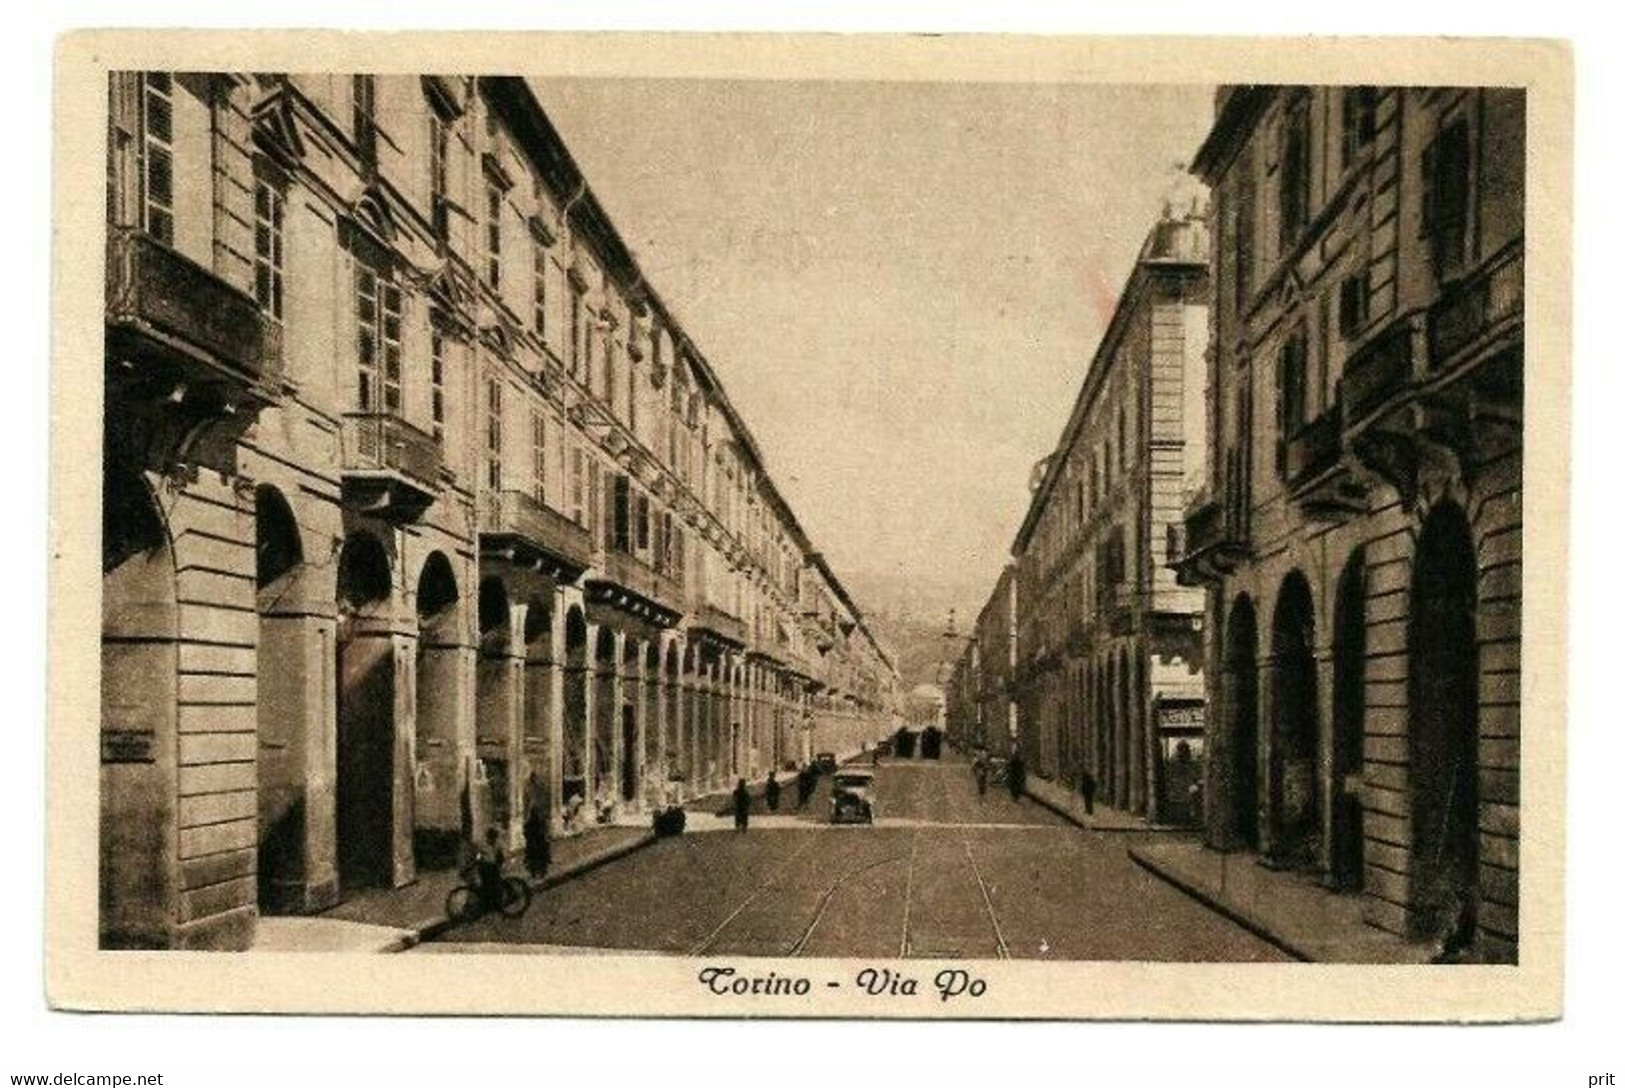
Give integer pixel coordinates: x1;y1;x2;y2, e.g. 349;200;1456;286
581;620;598;818
610;629;627;808
1257;653;1281;864
547;600;567;836
1315;644;1338;883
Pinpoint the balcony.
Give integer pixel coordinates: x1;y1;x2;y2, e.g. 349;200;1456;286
1427;244;1524;407
1169;493;1249;587
339;413;443;521
479;490;593;583
105;226;282;407
692;603;748;650
1342;319;1416;432
586;548;684;627
1283;404;1366;519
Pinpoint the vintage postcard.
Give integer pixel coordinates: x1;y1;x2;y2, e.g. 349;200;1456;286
48;30;1570;1020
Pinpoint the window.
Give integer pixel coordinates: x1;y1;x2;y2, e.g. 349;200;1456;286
352;75;377;164
570;443;586;526
141;73;174;245
532;238;548;340
1338;270;1371;337
484;184;503;289
1278;103;1311;250
355;265;402;413
253;180;285;319
635;492;650;555
530;410;547;504
485;378;503;491
603;318;618;415
1232;148;1256;311
1423;118;1472;276
1342;87;1379;167
1276;327;1310;465
568;285;584;378
428;113;450;239
430;328;446;445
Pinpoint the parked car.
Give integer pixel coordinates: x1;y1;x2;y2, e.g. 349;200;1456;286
814;752;838;773
830;768;877;825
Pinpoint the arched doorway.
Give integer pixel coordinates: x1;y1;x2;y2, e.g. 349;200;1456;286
1269;571;1319;868
1331;549;1367;891
476;576;515;840
413;553;462;869
1408;503;1480;943
562;608;589;816
101;467;178;947
255;485;308;910
335;531;397;892
1223;595;1260;850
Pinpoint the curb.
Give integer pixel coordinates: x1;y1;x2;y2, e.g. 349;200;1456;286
394;832;659;950
1125;844;1311;963
1023;782;1177;835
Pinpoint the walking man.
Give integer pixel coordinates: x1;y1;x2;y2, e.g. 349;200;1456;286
1079;767;1096;816
1007;751;1026;802
732;778;751;832
765;771;782;813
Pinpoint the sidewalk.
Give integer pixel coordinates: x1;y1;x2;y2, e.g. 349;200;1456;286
1127;838;1435;964
252;824;654;952
1022;772;1177;832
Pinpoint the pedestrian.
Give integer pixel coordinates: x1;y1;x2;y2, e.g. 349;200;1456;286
475;827;505;910
1007;751;1026;802
796;764;813;808
523;805;551;882
1079;767;1096;816
974;754;989;799
765;771;781;812
732;778;751;832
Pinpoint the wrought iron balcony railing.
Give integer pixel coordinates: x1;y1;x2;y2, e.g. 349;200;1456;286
105;226;281;392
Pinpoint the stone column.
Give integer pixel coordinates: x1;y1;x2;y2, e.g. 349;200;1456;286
547;600;567;836
1315;644;1338;883
581;620;598;818
1257;653;1281;864
610;629;627;808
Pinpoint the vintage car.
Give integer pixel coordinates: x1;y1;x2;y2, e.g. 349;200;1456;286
814;751;838;773
830;768;877;825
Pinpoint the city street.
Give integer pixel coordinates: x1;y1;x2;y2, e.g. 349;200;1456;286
423;756;1287;961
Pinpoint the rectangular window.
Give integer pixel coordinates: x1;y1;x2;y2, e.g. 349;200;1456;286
141;72;174;245
532;238;548;340
430;329;446;445
355;265;402;413
485;378;503;491
603;319;618;415
569;286;584;378
531;410;546;504
1233;149;1255;311
428;113;450;240
253;180;285;319
352;75;377;163
1341;87;1378;167
1338;270;1371;338
635;492;650;554
570;444;586;526
1278;104;1311;250
612;474;632;553
485;184;502;289
1277;327;1310;450
588;461;604;547
1423;118;1472;276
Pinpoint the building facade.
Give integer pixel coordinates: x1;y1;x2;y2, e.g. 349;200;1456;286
100;71;898;950
1172;86;1523;961
1002;209;1210;825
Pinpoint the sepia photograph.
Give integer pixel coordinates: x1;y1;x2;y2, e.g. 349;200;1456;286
49;30;1570;1021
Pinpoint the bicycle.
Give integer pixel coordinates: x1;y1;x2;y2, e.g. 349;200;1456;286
445;863;532;923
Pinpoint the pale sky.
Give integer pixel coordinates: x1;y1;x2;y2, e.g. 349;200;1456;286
533;78;1215;618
